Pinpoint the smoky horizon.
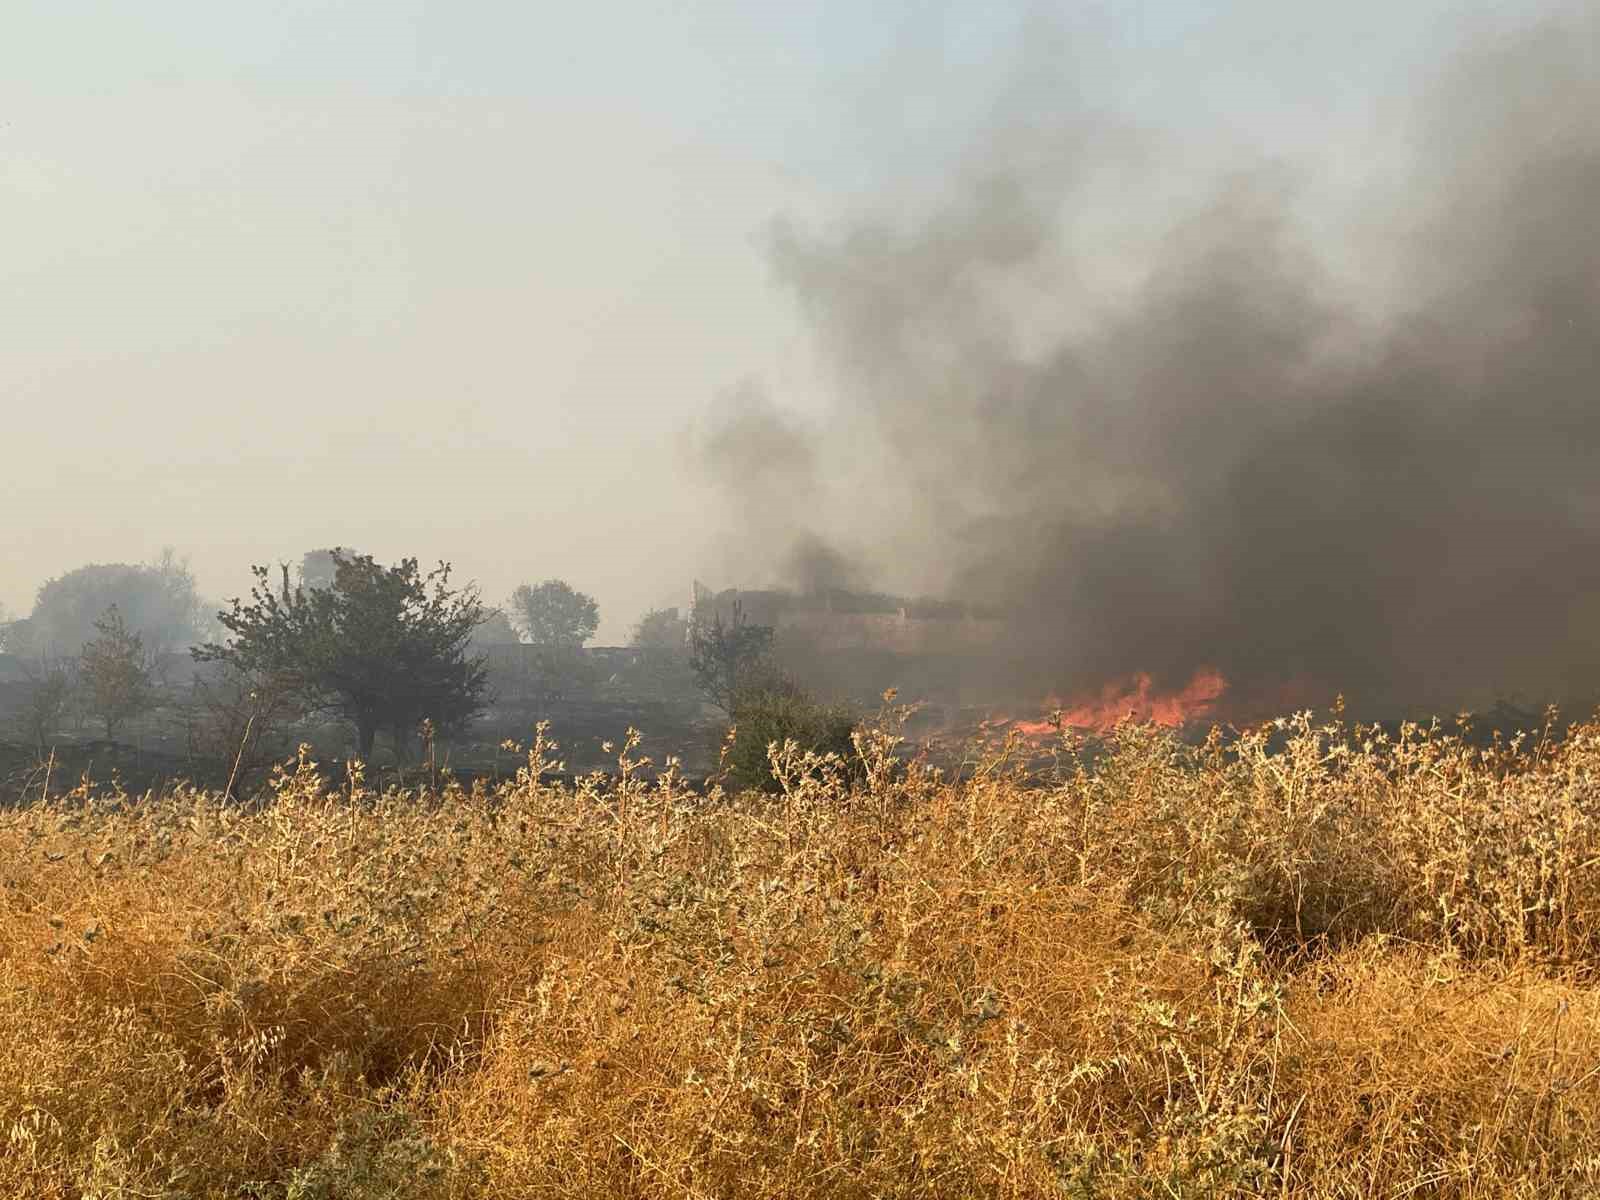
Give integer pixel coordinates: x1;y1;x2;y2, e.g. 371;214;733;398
698;11;1600;715
6;1;1599;718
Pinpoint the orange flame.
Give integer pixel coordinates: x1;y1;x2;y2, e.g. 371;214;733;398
1013;667;1229;736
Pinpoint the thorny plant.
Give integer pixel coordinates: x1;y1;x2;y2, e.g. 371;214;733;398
2;705;1600;1197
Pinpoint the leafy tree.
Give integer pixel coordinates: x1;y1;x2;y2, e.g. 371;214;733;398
16;552;210;661
195;552;489;762
688;600;775;713
631;607;687;653
79;607;154;741
508;580;599;648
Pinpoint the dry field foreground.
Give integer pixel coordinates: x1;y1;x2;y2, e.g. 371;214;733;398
4;710;1600;1198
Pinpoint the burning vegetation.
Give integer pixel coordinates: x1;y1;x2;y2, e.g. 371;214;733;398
696;20;1600;726
1008;666;1231;737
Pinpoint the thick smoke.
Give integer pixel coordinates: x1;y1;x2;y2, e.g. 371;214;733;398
704;19;1600;712
692;380;872;594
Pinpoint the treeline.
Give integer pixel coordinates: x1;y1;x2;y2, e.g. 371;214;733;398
0;550;612;782
2;549;857;796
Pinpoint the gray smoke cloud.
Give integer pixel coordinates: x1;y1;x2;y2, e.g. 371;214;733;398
699;17;1600;713
692;380;873;594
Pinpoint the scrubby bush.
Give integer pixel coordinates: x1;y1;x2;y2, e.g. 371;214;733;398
12;658;75;753
723;677;856;793
181;660;302;796
516;643;600;705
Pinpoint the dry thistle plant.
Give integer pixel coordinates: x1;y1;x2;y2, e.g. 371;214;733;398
2;707;1599;1197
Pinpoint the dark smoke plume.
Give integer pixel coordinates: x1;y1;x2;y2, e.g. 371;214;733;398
704;19;1600;712
692;380;871;594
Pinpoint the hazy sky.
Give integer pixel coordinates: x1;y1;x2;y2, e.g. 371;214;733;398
4;0;1586;641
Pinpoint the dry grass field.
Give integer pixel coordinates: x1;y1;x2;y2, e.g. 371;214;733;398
4;704;1600;1198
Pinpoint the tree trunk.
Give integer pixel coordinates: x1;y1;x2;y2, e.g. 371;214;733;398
391;722;410;764
357;720;377;763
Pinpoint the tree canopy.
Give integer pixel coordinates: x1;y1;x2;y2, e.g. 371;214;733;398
79;606;154;741
688;600;776;713
508;580;599;648
631;607;687;653
195;551;489;762
11;551;210;661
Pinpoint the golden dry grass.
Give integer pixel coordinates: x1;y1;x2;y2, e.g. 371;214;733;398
3;709;1600;1198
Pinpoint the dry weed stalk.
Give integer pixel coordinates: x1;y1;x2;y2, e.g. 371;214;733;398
2;708;1599;1196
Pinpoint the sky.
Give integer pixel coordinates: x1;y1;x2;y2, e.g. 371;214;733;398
3;0;1590;642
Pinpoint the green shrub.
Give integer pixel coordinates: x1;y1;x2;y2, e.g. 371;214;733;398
725;678;856;794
